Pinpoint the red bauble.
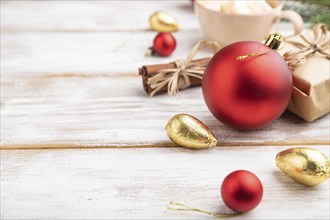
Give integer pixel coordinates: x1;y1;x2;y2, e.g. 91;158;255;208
202;41;292;130
221;170;263;213
153;32;176;57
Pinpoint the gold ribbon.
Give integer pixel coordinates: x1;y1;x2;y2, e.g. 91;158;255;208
147;40;221;97
283;23;330;71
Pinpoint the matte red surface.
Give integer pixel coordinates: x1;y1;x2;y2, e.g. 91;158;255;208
153;32;176;57
202;41;292;130
221;170;263;213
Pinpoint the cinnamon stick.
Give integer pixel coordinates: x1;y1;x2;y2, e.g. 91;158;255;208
139;57;210;96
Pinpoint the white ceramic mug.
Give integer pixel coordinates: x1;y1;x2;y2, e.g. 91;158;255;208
194;0;304;46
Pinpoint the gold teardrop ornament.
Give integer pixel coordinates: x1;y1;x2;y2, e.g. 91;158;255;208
149;11;179;32
276;147;330;186
165;114;217;149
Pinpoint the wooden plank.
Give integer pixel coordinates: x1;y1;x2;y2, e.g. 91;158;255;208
1;73;329;149
1;31;207;75
1;0;199;32
1;146;329;219
0;0;297;34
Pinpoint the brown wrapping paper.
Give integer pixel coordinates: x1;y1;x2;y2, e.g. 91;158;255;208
280;28;330;122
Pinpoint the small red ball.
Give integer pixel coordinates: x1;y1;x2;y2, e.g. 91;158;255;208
202;41;292;130
221;170;263;213
153;32;176;57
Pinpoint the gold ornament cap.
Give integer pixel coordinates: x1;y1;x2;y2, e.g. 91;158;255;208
237;33;284;60
264;33;284;50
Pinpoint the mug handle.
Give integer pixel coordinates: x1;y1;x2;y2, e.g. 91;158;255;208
279;10;304;36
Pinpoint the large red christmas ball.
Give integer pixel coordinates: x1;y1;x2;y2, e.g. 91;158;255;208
153;32;176;57
202;41;292;130
221;170;263;213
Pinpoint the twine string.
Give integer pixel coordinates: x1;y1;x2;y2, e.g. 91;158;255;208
167;201;239;218
283;23;330;71
237;33;286;61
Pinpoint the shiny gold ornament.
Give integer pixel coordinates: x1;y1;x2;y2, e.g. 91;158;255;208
165;114;217;149
276;147;330;186
149;11;179;32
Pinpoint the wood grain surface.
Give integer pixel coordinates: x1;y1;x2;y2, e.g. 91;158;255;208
1;1;329;219
1;146;329;219
2;72;329;149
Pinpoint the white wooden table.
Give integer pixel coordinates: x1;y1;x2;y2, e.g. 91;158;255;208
1;1;329;219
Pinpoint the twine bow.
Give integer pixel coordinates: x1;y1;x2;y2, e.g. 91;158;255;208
147;40;221;97
283;23;330;71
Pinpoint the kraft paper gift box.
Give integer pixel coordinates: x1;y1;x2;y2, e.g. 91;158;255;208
280;23;330;122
